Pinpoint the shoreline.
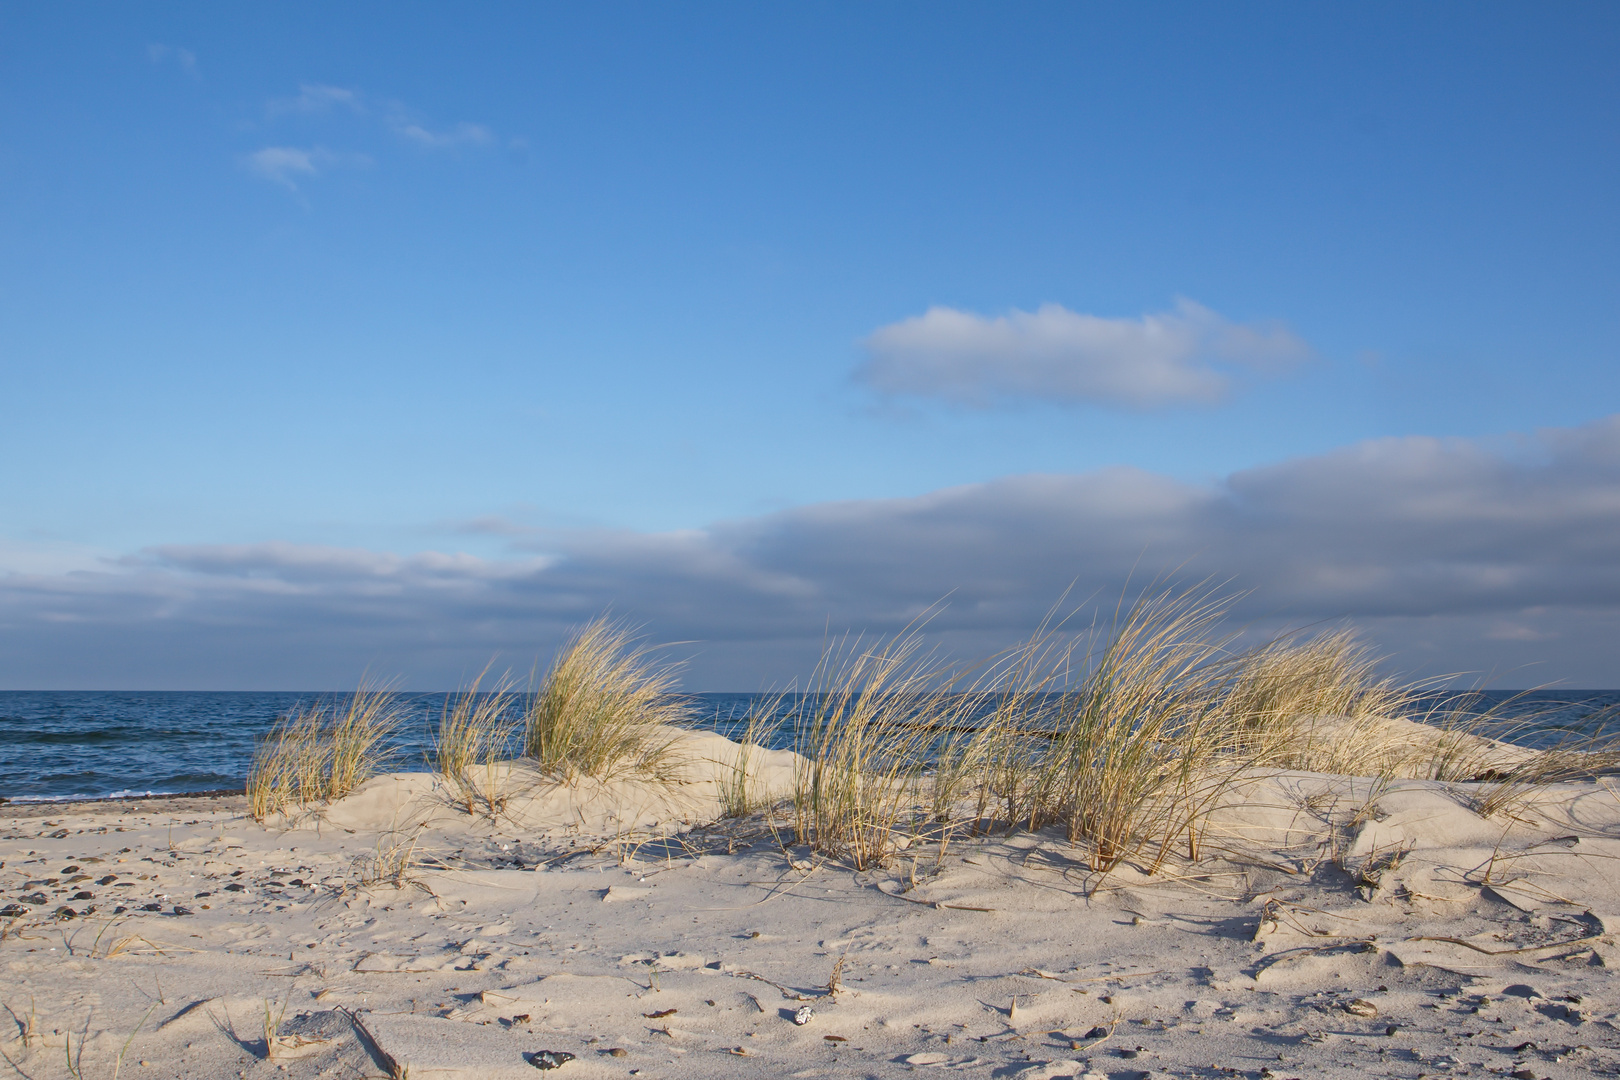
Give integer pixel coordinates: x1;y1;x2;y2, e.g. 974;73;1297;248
0;788;248;817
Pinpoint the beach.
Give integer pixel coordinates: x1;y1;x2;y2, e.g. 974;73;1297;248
4;727;1620;1080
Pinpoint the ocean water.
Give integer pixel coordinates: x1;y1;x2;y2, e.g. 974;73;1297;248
1;689;1617;802
0;691;775;801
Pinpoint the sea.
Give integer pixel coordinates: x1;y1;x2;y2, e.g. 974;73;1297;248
2;689;1618;803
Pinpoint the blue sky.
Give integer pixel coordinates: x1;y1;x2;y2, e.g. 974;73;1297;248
3;3;1619;688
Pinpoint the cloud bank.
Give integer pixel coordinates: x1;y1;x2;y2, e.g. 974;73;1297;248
5;416;1620;689
858;299;1310;408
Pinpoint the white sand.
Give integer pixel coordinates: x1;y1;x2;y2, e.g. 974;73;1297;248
4;727;1620;1080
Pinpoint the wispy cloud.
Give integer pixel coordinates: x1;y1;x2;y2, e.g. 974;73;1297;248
146;43;198;77
858;299;1310;409
267;83;365;117
244;146;319;188
5;416;1620;688
389;118;495;149
244;85;500;190
242;146;369;190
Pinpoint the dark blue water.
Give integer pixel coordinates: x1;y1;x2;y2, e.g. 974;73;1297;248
1;690;1617;801
0;691;781;801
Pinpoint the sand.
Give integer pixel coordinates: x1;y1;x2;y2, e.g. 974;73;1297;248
4;728;1620;1080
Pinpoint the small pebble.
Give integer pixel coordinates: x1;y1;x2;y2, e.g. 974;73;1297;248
793;1005;815;1026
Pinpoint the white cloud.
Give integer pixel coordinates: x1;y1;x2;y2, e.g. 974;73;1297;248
243;146;369;190
244;146;318;188
243;86;500;189
268;84;365;117
7;415;1620;688
858;299;1311;409
390;119;495;149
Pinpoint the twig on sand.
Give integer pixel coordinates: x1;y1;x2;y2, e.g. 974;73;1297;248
722;969;816;1001
883;890;994;913
1405;931;1605;956
1017;968;1162;985
338;1007;404;1079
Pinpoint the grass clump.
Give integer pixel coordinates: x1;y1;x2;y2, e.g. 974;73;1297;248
1211;628;1417;774
1004;585;1241;870
247;685;405;820
792;625;977;870
717;694;789;819
434;667;522;817
524;617;690;781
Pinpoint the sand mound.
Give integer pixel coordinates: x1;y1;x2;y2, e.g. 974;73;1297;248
278;727;802;837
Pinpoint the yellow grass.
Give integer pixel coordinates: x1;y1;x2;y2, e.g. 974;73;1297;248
246;685;405;820
791;628;966;870
523;617;690;781
433;666;522;817
717;694;788;819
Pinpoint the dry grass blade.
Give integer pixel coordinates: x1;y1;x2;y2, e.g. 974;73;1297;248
524;617;691;781
434;665;521;817
792;622;961;870
1210;628;1423;776
246;708;327;820
328;684;405;797
1021;583;1240;871
352;828;424;889
718;694;789;819
246;683;406;820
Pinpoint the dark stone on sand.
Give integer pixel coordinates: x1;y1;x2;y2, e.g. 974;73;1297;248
1503;984;1542;999
0;904;25;917
526;1049;575;1070
19;892;47;905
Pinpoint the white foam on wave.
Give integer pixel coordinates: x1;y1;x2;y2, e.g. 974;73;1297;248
9;788;171;803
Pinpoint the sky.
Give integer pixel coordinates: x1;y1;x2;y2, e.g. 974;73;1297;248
2;2;1619;689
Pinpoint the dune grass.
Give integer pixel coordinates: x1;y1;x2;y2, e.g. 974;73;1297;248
237;595;1620;878
1001;585;1241;870
434;666;522;817
717;694;790;819
778;584;1620;875
246;685;405;820
1209;628;1420;775
523;616;691;781
791;628;970;870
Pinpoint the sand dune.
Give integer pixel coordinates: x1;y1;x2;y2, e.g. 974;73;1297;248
4;727;1620;1079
